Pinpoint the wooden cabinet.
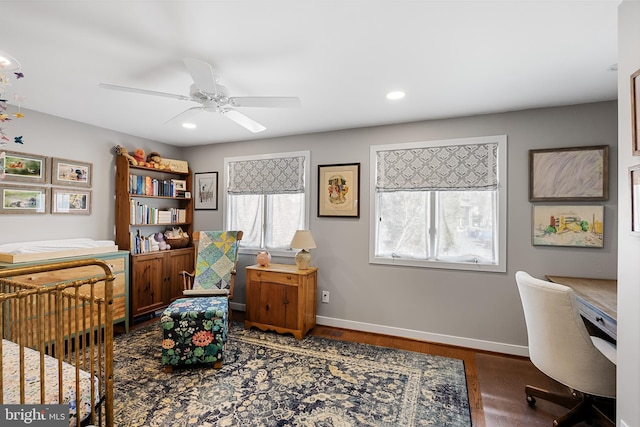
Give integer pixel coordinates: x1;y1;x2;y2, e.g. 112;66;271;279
129;244;194;320
114;155;195;324
0;250;130;332
164;248;194;305
245;264;317;339
130;252;164;317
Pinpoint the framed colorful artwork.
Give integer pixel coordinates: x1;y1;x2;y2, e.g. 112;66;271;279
318;163;360;218
51;157;92;188
51;187;91;215
531;205;604;248
194;171;218;210
0;150;47;183
529;145;608;201
0;185;48;214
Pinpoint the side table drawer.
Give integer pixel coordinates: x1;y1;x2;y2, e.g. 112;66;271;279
250;270;299;286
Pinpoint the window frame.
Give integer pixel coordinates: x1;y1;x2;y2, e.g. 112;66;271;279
369;135;507;272
224;150;311;257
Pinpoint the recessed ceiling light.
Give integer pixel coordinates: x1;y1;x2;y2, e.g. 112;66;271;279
182;123;196;129
386;91;405;100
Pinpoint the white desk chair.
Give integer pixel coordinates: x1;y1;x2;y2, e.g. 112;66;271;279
515;271;616;427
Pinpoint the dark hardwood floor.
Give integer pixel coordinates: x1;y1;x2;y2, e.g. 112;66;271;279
228;311;610;427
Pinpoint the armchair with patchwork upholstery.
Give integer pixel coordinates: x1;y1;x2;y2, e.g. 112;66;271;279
161;230;243;372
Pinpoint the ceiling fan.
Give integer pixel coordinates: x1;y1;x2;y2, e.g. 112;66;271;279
98;58;301;133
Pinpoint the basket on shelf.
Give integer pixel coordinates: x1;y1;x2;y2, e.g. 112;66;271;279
165;236;189;249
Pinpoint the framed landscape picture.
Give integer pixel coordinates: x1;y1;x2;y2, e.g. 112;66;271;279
529;145;608;201
51;157;92;188
531;205;604;248
0;185;48;214
0;150;47;183
318;163;360;218
51;187;91;215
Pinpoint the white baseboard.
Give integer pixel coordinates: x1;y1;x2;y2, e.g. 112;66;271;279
316;315;529;357
229;302;529;357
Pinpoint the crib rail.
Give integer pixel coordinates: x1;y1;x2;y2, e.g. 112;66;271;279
0;259;114;427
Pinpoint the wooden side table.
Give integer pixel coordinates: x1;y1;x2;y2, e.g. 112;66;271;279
245;263;317;339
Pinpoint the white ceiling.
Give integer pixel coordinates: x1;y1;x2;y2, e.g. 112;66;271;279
1;1;619;147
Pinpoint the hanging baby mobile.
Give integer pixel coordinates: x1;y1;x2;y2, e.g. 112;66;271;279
0;50;26;146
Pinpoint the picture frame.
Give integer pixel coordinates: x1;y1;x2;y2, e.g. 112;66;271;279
194;172;218;210
531;205;604;248
632;68;640;156
51;157;92;188
0;185;48;214
318;162;360;218
51;187;91;215
630;164;640;234
529;145;609;201
0;150;47;183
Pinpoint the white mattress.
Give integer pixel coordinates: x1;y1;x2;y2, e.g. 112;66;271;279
0;238;116;254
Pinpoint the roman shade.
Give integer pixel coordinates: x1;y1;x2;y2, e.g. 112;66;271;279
376;143;498;192
227;156;305;195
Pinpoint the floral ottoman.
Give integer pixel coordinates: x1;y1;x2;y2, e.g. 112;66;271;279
161;297;228;372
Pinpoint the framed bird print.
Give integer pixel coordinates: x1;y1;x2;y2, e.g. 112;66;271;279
0;150;48;183
51;157;92;188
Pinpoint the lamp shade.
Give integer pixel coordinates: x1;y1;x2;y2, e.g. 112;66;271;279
290;230;317;250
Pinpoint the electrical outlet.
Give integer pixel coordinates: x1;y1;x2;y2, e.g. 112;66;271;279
321;290;330;303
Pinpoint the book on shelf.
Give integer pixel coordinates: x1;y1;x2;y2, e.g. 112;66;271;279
130;201;186;225
158;210;172;224
129;174;186;198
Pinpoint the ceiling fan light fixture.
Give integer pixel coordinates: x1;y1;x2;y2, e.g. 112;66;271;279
386;91;405;100
182;122;196;129
0;50;21;71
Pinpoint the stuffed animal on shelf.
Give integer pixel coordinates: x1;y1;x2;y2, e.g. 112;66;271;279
132;148;147;167
146;151;166;170
114;145;137;166
155;232;170;250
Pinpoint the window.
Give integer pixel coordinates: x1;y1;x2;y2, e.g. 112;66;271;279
370;136;507;272
225;151;310;255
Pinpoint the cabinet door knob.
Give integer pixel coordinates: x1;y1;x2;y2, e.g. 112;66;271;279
283;298;289;305
265;304;269;311
286;275;292;280
256;272;261;277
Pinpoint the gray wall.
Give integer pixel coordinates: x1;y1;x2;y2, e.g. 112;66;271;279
0;101;617;355
1;108;183;243
185;101;618;355
616;2;639;426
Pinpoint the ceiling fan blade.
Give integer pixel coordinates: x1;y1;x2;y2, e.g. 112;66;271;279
163;106;203;125
183;58;218;94
230;97;301;108
221;109;266;133
98;83;191;101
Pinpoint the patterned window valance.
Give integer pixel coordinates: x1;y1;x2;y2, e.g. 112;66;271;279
228;156;305;195
376;143;498;192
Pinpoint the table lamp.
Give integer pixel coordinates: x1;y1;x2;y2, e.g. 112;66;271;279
290;230;317;270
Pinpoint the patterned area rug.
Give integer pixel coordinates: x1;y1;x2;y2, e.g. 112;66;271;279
113;322;471;426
